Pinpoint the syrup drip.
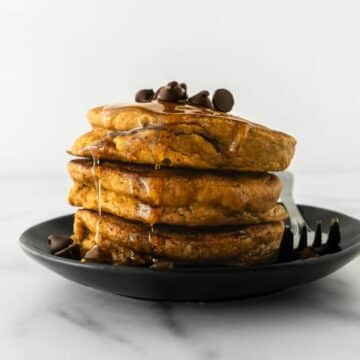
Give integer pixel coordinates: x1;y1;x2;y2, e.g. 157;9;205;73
137;203;152;221
148;225;154;251
79;124;168;160
84;145;103;247
138;177;152;199
79;123;175;173
78;125;166;259
121;171;152;201
229;124;250;153
93;157;102;243
103;124;167;139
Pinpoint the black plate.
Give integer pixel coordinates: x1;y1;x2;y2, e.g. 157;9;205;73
19;205;360;301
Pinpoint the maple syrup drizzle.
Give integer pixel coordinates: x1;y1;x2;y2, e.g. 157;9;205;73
77;101;264;264
83;101;263;167
94;158;102;242
84;145;103;249
229;124;250;153
101;101;252;121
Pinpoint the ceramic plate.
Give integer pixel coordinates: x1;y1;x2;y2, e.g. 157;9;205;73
20;205;360;301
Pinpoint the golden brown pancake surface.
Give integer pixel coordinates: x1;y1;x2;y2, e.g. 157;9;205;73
68;159;287;226
68;159;282;212
70;102;296;172
69;182;287;226
72;210;284;265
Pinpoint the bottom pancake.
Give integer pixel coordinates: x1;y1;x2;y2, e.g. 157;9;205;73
72;210;284;266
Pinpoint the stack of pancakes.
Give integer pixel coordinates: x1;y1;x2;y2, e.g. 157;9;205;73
68;98;296;268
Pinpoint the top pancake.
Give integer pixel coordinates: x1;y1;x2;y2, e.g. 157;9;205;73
70;101;296;172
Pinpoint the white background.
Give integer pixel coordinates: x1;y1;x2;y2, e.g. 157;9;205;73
1;0;360;175
1;2;360;359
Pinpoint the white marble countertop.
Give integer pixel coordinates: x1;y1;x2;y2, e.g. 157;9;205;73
1;172;360;360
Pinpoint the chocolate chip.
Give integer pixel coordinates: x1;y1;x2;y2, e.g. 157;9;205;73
84;245;111;262
154;87;161;99
297;247;318;259
180;83;187;90
167;81;178;87
212;88;234;112
135;89;155;103
48;235;72;254
315;245;329;256
161;158;171;166
84;245;101;261
188;90;213;109
156;81;187;102
157;87;178;101
316;243;341;256
54;243;81;260
150;259;175;269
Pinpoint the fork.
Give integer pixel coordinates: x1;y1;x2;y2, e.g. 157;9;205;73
277;171;341;262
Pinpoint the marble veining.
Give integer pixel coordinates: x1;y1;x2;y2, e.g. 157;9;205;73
53;306;146;355
1;172;360;360
156;303;188;337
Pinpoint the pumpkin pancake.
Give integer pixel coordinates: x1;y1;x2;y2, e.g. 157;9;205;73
72;209;285;265
70;101;296;172
68;160;282;211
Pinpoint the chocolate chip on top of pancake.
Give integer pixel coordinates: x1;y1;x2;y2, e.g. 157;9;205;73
134;81;234;112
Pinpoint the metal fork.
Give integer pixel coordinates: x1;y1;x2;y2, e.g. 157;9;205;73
277;172;341;262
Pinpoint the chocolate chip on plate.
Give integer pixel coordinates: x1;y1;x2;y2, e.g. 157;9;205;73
135;89;155;103
48;235;72;254
83;245;101;261
297;247;318;259
84;245;111;262
188;90;213;109
54;243;81;260
212;88;234;112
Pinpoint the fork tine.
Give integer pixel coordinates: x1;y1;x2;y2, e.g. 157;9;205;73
278;226;294;262
313;221;322;247
297;225;308;251
327;218;341;248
